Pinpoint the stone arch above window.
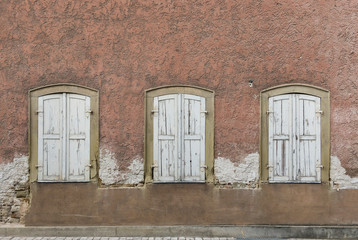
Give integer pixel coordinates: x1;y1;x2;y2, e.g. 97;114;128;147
29;84;99;182
260;84;330;183
145;85;215;183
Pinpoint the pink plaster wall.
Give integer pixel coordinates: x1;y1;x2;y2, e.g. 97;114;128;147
0;0;357;175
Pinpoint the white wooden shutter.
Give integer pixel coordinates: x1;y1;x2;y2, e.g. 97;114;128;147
66;94;91;181
153;93;206;182
295;94;321;182
268;94;321;183
268;94;292;182
182;94;206;182
38;94;64;181
153;94;178;182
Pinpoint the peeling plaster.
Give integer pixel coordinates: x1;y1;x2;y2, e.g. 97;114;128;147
214;153;259;188
0;155;29;223
99;149;144;185
330;156;358;189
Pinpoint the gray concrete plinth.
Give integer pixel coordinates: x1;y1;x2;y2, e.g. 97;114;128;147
0;225;357;239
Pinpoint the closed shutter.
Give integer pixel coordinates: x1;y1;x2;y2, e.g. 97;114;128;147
268;94;292;182
38;93;91;182
153;94;206;182
67;94;91;181
38;94;64;181
182;94;206;181
268;94;321;183
153;94;178;181
295;94;321;182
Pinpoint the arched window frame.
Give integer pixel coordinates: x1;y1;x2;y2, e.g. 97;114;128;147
260;84;330;183
145;85;215;183
29;84;99;182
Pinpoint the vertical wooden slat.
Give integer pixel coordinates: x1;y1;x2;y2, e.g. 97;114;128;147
61;93;66;180
153;96;159;181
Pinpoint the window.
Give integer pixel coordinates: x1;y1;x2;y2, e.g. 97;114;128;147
29;84;99;182
260;84;330;183
145;86;214;183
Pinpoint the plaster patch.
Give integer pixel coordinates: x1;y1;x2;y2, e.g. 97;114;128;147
99;149;144;185
330;155;358;189
214;153;259;188
0;155;29;223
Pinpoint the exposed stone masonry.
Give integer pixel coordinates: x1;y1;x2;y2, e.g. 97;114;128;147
0;156;29;223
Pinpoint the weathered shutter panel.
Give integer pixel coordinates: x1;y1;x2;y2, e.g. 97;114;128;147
66;94;91;181
268;94;321;183
182;94;206;181
153;95;178;181
268;94;292;182
38;94;64;181
295;94;321;182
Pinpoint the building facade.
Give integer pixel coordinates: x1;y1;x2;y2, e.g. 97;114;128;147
1;0;358;225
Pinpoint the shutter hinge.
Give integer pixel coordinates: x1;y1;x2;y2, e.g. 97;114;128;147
36;110;43;114
86;164;92;168
86;110;93;114
266;165;273;169
151;110;158;114
35;165;43;168
266;110;273;115
200;165;208;169
201;110;208;114
316;164;324;169
316;110;324;115
152;164;158;169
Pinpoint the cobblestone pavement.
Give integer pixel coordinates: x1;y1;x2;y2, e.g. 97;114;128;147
0;238;327;240
0;238;239;240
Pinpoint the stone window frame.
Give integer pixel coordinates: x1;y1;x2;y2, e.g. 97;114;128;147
144;85;215;183
260;83;330;184
29;83;99;183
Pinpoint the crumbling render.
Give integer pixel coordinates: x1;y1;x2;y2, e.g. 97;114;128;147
99;149;144;186
0;155;29;223
214;153;259;188
330;155;358;190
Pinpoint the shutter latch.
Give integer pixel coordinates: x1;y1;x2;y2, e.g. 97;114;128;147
316;110;324;115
